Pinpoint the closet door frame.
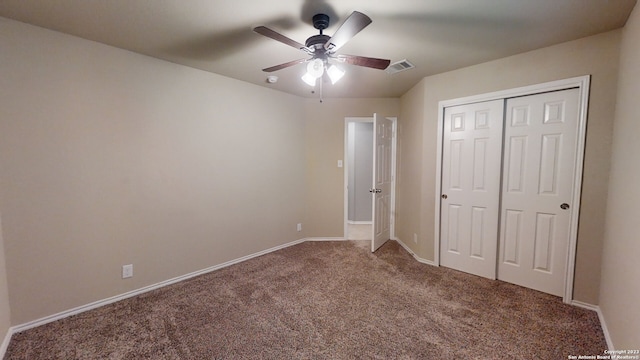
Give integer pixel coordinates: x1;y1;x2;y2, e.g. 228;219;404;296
434;75;590;304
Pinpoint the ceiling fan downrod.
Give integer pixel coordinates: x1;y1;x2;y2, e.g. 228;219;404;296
312;13;330;34
306;14;331;52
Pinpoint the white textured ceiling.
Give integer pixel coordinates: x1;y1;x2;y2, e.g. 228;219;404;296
0;0;636;98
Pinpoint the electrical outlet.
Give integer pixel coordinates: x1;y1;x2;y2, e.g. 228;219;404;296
297;223;302;232
413;233;418;244
122;264;133;279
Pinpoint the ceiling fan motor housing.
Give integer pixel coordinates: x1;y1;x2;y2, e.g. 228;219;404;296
306;34;330;52
312;14;330;31
308;14;331;53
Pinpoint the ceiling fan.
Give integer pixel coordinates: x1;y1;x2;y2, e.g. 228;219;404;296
253;11;391;87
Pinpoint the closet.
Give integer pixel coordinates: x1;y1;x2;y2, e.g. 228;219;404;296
438;81;586;299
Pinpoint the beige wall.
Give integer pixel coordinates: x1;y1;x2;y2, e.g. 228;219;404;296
303;98;399;237
0;216;10;347
0;19;306;324
600;3;640;349
396;79;427;255
397;30;622;305
0;10;634;343
0;17;399;328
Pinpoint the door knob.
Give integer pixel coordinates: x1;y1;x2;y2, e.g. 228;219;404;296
370;188;382;193
441;194;448;199
369;188;375;193
375;189;382;193
560;203;570;210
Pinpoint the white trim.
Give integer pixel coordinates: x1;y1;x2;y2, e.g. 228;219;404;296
344;117;374;240
1;236;612;357
571;301;614;351
437;76;590;108
305;237;348;242
0;327;12;359
434;75;591;304
434;101;444;267
11;238;307;334
343;116;398;246
564;76;591;303
393;237;437;266
347;221;373;225
598;307;615;351
389;117;398;241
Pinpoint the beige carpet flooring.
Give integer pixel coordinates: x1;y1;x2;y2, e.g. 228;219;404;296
4;240;606;359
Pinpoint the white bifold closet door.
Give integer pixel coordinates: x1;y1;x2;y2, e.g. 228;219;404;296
498;88;580;296
440;100;504;279
440;88;580;297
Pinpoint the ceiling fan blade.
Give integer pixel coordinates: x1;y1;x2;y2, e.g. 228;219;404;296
336;55;391;70
253;26;307;51
262;58;308;72
324;11;372;52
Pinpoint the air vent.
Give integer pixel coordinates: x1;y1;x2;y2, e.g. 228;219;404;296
385;59;415;74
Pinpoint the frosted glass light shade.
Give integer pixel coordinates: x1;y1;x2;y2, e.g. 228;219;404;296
327;65;345;84
301;72;317;86
307;59;324;78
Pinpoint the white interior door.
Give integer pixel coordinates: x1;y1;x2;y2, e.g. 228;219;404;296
440;100;504;279
371;114;393;252
498;88;580;296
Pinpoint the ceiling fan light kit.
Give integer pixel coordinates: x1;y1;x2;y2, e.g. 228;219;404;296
307;58;324;78
326;64;345;84
301;72;317;87
299;59;345;87
254;11;391;96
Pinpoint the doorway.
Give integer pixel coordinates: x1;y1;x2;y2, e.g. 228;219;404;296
345;118;373;241
344;115;397;250
435;76;590;303
348;122;374;222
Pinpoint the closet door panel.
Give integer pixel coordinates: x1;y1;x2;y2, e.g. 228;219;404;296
440;100;504;279
498;88;580;296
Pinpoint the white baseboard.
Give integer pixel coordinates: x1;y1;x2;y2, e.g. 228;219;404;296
395;240;615;351
347;221;372;225
4;236;614;359
305;237;348;241
0;327;12;359
11;238;307;334
571;301;614;351
393;237;437;266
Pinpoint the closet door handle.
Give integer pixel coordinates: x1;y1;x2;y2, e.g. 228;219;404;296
560;203;570;210
441;194;448;199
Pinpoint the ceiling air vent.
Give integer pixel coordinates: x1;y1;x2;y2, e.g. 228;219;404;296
385;59;415;74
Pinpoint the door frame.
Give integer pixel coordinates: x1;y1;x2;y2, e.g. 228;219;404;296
344;116;397;242
434;75;590;303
